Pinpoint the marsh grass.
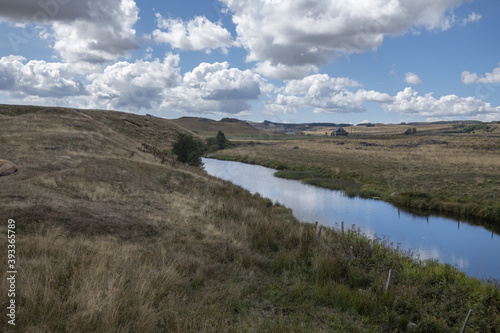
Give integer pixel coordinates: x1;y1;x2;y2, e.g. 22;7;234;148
0;104;498;332
275;170;362;197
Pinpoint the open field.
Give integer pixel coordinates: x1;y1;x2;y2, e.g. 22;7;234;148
303;122;498;137
1;104;499;332
213;126;500;224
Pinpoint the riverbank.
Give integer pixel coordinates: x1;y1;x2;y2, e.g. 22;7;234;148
204;157;500;280
211;134;500;225
1;105;499;331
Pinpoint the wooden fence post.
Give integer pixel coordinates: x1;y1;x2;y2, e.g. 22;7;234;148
341;221;344;234
460;309;473;333
385;269;392;292
317;226;323;240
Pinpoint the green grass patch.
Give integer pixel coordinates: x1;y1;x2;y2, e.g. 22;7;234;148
388;191;500;230
305;178;361;197
274;170;362;197
274;170;323;180
262;225;500;332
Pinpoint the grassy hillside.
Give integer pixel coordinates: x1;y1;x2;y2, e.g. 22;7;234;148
170;116;270;139
1;104;498;332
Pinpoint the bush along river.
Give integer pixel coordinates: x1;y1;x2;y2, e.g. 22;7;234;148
202;158;500;281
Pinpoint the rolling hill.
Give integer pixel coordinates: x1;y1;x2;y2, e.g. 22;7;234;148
170;116;267;138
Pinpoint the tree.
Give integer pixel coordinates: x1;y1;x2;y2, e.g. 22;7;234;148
206;131;231;152
172;133;205;167
215;130;228;149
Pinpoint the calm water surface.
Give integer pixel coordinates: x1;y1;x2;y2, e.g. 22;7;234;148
203;158;500;281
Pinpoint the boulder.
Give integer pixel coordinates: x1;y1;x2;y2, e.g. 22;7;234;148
0;159;18;177
407;322;418;331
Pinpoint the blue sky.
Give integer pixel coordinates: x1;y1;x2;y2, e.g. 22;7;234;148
0;0;499;124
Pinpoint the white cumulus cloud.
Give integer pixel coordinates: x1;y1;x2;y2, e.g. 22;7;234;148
222;0;466;79
405;72;422;85
461;63;500;84
153;14;235;53
284;74;363;95
161;62;265;115
87;53;181;110
253;61;319;80
0;55;88;98
265;74;391;115
0;51;270;116
383;87;500;119
52;0;139;63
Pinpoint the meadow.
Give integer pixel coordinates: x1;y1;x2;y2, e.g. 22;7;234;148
0;105;498;332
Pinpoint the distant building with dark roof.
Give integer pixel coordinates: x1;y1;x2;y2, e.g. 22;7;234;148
331;127;348;136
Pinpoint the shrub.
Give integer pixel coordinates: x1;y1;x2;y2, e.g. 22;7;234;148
172;133;205;167
453;123;490;133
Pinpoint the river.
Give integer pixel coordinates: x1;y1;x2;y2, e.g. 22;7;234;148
202;158;500;281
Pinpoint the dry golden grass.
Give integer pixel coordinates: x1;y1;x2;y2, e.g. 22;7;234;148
0;104;308;331
170;116;266;138
305;122;500;136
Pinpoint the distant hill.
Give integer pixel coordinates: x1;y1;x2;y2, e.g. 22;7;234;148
168;117;493;137
402;120;483;126
249;120;352;134
170;116;265;138
249;119;498;136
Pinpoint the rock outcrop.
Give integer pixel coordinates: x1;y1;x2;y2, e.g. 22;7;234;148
0;159;18;177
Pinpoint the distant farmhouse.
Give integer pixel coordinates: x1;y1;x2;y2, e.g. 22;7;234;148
331;127;348;137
